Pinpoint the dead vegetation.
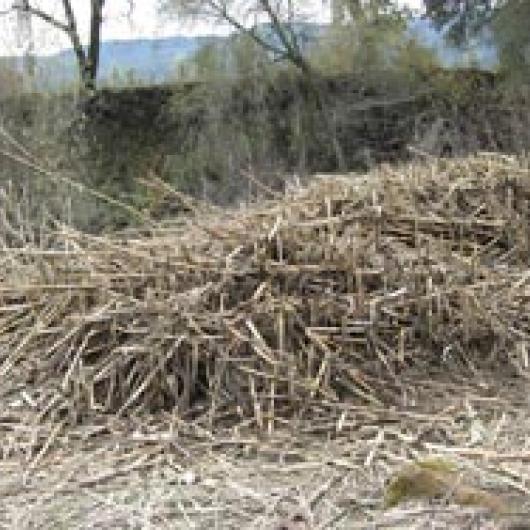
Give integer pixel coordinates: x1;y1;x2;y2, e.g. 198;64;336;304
0;153;529;527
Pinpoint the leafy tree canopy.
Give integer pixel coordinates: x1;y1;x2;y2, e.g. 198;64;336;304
424;0;530;76
423;0;495;46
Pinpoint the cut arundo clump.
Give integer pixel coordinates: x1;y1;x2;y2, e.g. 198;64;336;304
0;154;528;427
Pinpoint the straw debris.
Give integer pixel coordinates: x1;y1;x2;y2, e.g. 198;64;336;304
0;154;529;435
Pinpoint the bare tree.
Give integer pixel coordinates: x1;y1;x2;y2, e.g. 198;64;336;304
165;0;314;76
7;0;105;93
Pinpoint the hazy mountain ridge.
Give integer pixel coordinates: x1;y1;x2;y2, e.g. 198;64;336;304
1;19;498;89
6;35;221;89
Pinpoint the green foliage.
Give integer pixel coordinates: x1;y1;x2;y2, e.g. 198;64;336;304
493;0;530;80
189;43;224;80
170;36;285;196
229;35;272;78
164;73;287;200
312;16;405;76
424;0;494;46
424;0;529;65
311;3;440;92
423;0;530;82
393;39;441;84
175;34;273;81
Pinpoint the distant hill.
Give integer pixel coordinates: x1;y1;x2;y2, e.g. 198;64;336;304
1;24;324;90
6;35;221;89
1;19;498;90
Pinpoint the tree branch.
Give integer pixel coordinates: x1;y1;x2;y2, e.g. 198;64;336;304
205;0;288;59
12;1;69;32
258;0;295;51
60;0;87;78
257;0;307;71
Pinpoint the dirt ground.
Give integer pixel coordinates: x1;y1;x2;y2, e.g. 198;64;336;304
2;366;530;529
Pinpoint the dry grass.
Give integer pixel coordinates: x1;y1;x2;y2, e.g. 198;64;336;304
0;153;529;528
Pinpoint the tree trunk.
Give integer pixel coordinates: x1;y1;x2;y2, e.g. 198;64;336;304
71;0;104;94
83;0;105;93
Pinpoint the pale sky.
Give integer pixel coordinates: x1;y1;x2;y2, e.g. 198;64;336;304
0;0;423;56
